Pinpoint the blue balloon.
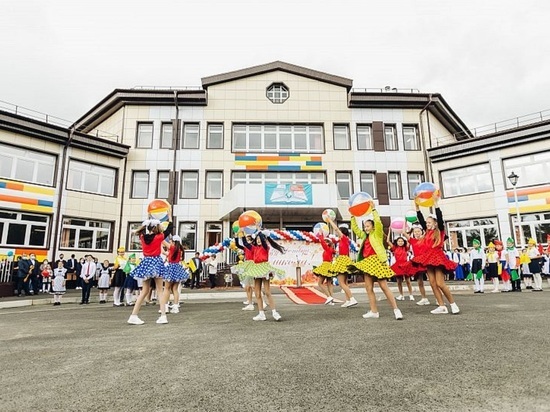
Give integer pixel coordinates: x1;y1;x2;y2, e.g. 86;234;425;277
6;251;13;257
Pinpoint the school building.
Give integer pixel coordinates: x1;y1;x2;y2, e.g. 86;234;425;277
1;61;549;267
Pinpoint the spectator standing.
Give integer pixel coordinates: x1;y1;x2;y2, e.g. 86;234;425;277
51;260;67;305
206;254;218;289
28;253;41;295
97;260;112;303
80;255;96;304
16;254;31;297
190;252;202;289
41;262;53;293
65;254;78;289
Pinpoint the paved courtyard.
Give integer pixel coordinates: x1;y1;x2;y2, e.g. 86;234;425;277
1;289;549;412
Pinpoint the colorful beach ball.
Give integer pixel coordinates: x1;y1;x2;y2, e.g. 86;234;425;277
390;217;406;233
322;209;336;223
239;210;262;235
147;199;171;230
348;192;374;217
313;222;330;237
413;182;439;207
405;210;418;223
232;220;240;234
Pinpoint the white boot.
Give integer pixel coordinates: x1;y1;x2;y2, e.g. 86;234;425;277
492;278;500;293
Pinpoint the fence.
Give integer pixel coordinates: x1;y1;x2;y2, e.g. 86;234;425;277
0;259;14;283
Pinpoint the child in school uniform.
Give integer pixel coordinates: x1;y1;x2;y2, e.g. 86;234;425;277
51;260;67;306
41;263;53;294
97;260;112;303
470;239;486;293
485;242;500;293
504;238;520;292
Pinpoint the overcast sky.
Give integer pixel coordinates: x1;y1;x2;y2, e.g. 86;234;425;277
2;0;549;131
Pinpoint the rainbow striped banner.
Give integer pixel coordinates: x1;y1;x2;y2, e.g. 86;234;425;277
507;185;550;213
0;179;55;213
235;153;322;171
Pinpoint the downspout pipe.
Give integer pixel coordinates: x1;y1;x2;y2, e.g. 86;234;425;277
418;94;434;183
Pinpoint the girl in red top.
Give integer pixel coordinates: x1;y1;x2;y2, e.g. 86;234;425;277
313;233;337;304
243;231;285;322
127;219;173;325
326;219;358;308
402;224;431;306
411;199;460;315
386;231;414;301
160;235;188;315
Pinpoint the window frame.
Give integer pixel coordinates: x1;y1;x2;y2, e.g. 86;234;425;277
66;159;117;197
136;122;154;149
180;170;199;199
182;123;200;149
440;163;494;198
0;209;50;248
0;142;57;187
60;216;113;252
156;170;170;199
131;170;150;199
205;170;223;199
266;83;289;104
388;171;403;200
356;124;374;150
207;123;224;149
231;124;324;153
335;171;353;200
407;172;425;200
502;150;550;189
160;122;174;149
178;221;197;251
402;124;421;151
333;124;351;150
384;125;398;151
359;171;377;199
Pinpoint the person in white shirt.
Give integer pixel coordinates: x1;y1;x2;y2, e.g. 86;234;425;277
80;255;97;304
206;254;218;289
470;239;486;293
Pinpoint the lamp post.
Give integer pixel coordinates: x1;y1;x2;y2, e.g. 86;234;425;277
507;171;524;248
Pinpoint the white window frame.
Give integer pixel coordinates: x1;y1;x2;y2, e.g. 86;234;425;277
0;143;56;186
0;209;49;248
511;212;550;247
441;163;493;198
127;222;142;252
136;122;153;148
503;151;550;189
384;125;398;151
207;123;224;149
156;171;170;199
336;171;353;200
232;124;324;153
231;171;326;188
403;125;420;151
357;125;373;150
388;172;402;199
182;123;200;149
205;171;223;199
131;171;149;199
447;217;500;249
333;125;351;150
180;171;199;199
407;172;424;199
160;122;173;149
266;83;289;104
178;221;197;251
360;172;377;199
67;160;116;197
60;217;112;251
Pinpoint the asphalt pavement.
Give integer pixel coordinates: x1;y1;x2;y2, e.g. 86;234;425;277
0;284;549;412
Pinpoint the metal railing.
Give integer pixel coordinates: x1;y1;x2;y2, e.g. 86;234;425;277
132;86;203;91
351;87;421;93
0;259;14;283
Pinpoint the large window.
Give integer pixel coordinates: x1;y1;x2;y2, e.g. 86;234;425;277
131;171;149;199
407;172;424;199
357;125;373;150
384;125;398;151
182;123;200;149
232;124;323;153
231;171;326;188
207;123;224;149
441;163;493;197
333;125;351;150
205;222;222;249
136;122;153;148
127;222;142;251
67;160;116;196
403;125;420;151
447;218;499;249
60;217;112;251
388;172;402;199
0;143;56;186
178;222;197;250
180;171;199;199
205;171;223;199
156;171;170;199
511;212;550;247
360;172;377;198
160;122;173;149
503;151;550;189
336;172;352;200
0;210;49;247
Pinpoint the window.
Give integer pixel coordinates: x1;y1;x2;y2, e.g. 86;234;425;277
132;171;149;199
136;122;153;148
503;151;550;189
178;222;197;250
511;212;550;247
205;222;222;249
384;125;398;151
403;125;420;151
333;125;351;150
180;171;199;199
266;83;289;104
0;210;49;247
0;143;56;186
67;160;116;196
447;218;499;249
388;172;402;199
182;123;200;149
232;124;324;153
156;171;170;199
231;171;325;188
357;125;373;150
206;171;223;199
207;123;224;149
360;172;377;198
127;222;142;251
60;217;112;251
336;172;353;200
160;122;173;149
407;172;425;199
441;163;493;197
